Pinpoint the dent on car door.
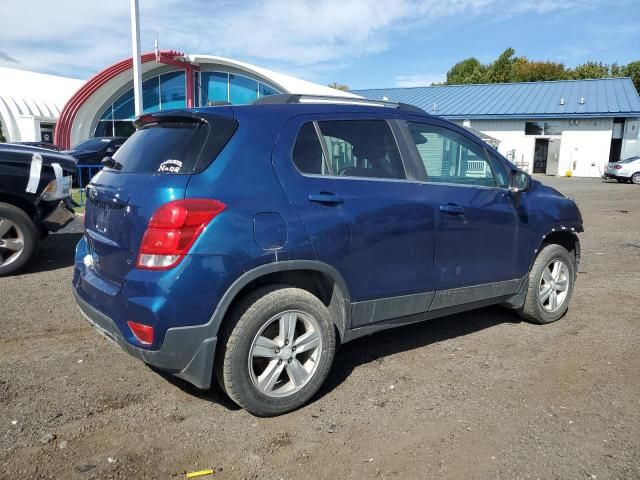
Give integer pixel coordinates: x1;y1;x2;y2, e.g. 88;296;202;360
401;119;525;309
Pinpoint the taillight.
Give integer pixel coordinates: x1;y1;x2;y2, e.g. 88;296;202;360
136;199;225;270
127;321;154;345
613;164;622;170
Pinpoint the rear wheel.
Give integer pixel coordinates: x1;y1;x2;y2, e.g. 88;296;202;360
518;243;576;324
631;172;640;185
216;285;336;416
0;202;39;276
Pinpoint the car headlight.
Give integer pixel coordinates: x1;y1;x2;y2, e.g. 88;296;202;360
41;176;72;201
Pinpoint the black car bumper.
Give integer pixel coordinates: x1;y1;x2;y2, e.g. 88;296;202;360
41;200;75;232
73;289;217;389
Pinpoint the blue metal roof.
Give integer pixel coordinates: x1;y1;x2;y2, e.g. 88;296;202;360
351;78;640;119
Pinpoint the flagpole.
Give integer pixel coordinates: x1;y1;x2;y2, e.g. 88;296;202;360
130;0;143;117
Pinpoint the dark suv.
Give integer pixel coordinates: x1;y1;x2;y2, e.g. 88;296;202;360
73;95;583;416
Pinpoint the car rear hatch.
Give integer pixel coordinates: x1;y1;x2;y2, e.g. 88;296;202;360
83;109;237;285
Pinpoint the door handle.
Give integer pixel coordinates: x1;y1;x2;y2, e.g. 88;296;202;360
439;204;465;215
308;193;344;204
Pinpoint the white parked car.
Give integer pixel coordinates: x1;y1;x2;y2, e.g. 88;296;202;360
605;156;640;184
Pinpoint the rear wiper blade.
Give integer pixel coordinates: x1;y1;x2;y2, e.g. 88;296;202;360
101;156;123;170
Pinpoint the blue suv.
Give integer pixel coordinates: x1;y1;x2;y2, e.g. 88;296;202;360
73;95;583;416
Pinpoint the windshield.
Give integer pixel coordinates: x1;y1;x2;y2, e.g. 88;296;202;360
73;138;113;151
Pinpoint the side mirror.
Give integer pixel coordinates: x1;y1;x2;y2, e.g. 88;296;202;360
509;170;531;192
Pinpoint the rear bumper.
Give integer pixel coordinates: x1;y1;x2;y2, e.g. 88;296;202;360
74;289;217;389
604;172;629;180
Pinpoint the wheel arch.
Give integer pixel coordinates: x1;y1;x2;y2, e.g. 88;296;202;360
0;193;38;221
211;260;351;345
533;228;581;272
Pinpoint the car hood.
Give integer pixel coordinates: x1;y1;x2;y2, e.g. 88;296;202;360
1;144;76;173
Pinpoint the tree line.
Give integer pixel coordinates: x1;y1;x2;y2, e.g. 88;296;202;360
443;48;640;93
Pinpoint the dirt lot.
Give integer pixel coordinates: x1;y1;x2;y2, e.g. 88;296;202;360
1;176;639;479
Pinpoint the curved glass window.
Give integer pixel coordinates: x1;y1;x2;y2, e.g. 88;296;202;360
200;72;228;104
229;74;258;104
95;69;280;138
199;71;280;105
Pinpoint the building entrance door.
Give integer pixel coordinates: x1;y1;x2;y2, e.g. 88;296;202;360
546;138;561;175
533;138;549;173
40;123;55;144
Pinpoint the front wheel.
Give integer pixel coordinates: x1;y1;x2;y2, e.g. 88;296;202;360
518;243;576;324
0;202;39;276
216;285;336;416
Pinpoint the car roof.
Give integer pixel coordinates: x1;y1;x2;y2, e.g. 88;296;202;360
194;101;436;119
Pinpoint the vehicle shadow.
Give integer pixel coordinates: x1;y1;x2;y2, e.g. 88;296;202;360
316;306;521;400
25;229;83;273
151;367;242;411
158;306;520;413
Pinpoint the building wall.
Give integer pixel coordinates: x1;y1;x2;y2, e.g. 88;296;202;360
466;118;614;177
621;119;640;159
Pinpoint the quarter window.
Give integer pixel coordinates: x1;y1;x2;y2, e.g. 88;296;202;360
292;123;329;175
407;122;498;187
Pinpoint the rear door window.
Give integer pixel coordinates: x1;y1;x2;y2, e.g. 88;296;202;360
112;117;236;174
291;120;406;180
317;120;405;180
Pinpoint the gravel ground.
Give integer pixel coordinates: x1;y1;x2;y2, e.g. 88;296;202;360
1;176;639;479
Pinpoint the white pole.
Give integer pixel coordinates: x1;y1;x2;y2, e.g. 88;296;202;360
130;0;143;117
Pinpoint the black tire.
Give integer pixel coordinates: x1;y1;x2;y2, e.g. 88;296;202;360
518;243;576;324
631;172;640;185
215;285;336;416
0;202;39;276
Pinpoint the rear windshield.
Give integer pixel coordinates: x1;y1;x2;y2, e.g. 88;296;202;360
619;156;640;164
112;117;237;174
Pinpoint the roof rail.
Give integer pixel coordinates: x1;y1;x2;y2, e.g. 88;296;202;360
252;94;425;113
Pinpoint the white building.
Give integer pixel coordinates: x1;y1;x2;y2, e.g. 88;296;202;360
53;51;356;149
353;78;640;177
0;67;84;143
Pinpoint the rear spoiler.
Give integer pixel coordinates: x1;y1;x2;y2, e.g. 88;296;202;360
133;108;235;129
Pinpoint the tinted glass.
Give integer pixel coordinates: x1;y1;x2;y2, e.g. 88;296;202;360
229;74;258;104
259;83;279;97
316;120;405;179
408;122;498;187
142;77;160;114
112;89;135;120
159;71;186;110
73;138;113;151
292;123;328;175
202;72;228;104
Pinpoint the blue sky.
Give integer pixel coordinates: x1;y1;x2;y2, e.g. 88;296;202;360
0;0;638;89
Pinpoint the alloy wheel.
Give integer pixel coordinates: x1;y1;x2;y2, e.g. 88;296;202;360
248;310;322;398
0;218;25;269
631;173;640;185
538;259;570;312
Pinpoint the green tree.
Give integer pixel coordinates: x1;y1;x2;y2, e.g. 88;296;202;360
486;47;517;83
328;82;350;92
512;58;568;82
446;57;487;84
569;61;611;79
623;61;640;93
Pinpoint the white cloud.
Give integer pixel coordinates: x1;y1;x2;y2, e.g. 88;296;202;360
0;0;610;79
394;73;446;87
